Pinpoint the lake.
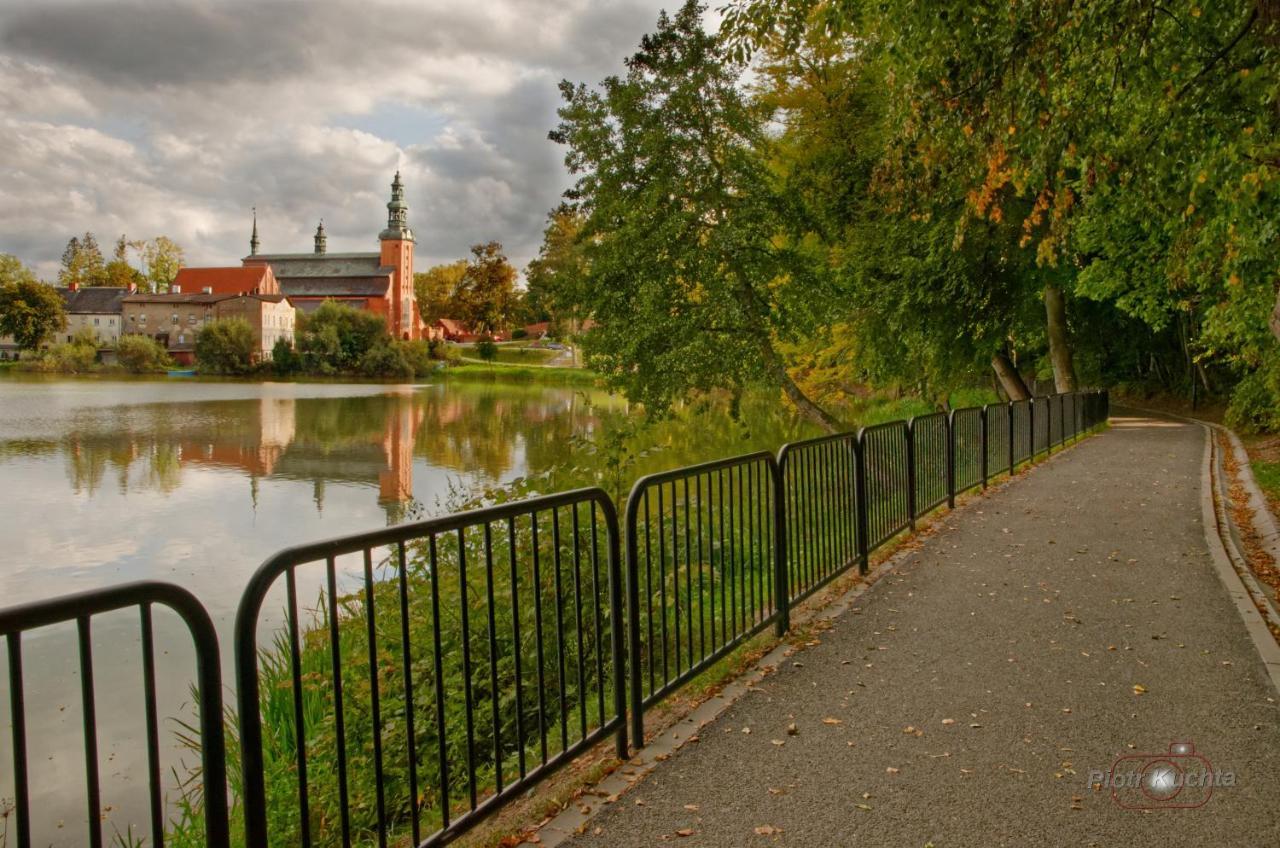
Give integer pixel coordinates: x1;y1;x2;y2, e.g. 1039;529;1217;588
0;375;813;844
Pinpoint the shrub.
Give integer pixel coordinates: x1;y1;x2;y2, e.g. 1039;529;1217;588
475;336;498;362
38;339;97;372
1226;356;1280;433
399;339;434;377
511;328;528;340
358;341;414;379
271;336;300;375
116;334;172;373
195;318;256;375
297;301;388;371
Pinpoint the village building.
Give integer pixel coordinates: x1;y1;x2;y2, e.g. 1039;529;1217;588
240;172;426;340
0;284;133;359
122;291;294;365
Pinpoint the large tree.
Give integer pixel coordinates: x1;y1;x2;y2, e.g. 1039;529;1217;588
524;206;589;331
102;235;146;289
142;236;184;292
58;232;106;288
413;260;468;323
1;255;66;350
453;241;519;336
552;1;842;430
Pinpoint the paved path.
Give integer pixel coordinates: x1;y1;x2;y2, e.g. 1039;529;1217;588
571;413;1280;846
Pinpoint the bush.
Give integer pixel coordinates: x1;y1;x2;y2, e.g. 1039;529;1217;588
358;340;414;379
1226;356;1280;433
196;318;256;375
116;334;172;373
475;336;498;362
297;301;388;371
511;328;528;340
271;336;300;375
37;339;97;372
399;339;435;377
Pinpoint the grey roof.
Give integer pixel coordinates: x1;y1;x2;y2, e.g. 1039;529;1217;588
123;292;234;305
278;277;390;297
56;287;129;314
245;253;387;279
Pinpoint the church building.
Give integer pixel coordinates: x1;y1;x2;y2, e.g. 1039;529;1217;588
240;172;422;339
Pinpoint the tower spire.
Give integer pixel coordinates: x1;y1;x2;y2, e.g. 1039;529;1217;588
379;170;413;242
250;207;260;256
314;219;327;254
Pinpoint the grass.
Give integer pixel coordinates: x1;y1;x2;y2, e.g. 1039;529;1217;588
440;361;600;386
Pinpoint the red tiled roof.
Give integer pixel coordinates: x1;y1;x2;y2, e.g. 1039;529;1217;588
437;318;468;334
173;266;271;295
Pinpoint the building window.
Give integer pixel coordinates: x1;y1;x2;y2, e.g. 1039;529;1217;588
171;314;179;325
94;318;100;326
139;314;147;323
188;314;197;324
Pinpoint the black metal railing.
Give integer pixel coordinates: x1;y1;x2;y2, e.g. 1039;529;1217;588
623;453;784;744
0;391;1108;848
233;488;626;848
778;432;860;606
0;582;228;848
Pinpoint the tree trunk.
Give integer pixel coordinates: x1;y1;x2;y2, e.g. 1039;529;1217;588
1043;284;1078;393
757;335;842;433
991;350;1031;401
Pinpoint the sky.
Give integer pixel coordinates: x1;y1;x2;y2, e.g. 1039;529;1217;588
0;0;705;280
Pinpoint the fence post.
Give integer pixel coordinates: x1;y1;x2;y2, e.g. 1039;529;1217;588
906;417;917;530
1028;397;1036;461
1060;393;1067;446
854;429;869;574
979;406;988;489
623;487;645;751
1007;402;1015;473
945;410;956;509
771;458;789;637
602;497;629;759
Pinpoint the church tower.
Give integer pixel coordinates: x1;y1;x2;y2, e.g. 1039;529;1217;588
379;171;416;339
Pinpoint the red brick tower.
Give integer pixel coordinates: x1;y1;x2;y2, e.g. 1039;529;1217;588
379;171;417;340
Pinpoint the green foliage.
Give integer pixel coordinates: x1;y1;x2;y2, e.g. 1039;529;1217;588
142;236;184;292
195;318;256;375
474;337;498;362
413;260;468;323
1225;352;1280;433
59;232;106;288
552;1;839;427
357;340;414;379
0;260;66;350
524;207;589;327
296;301;389;372
34;331;98;373
453;242;519;335
115;334;172;373
270;336;300;375
398;339;435;376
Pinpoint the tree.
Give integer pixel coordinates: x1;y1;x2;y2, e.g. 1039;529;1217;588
413;260;468;323
102;235;145;289
552;1;842;430
115;334;172;373
524;206;589;330
195;318;256;374
296;300;389;371
143;236;184;292
0;256;66;350
58;232;106;288
453;241;519;336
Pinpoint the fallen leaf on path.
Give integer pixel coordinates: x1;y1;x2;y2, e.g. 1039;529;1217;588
754;824;783;836
942;718;955;725
675;829;695;837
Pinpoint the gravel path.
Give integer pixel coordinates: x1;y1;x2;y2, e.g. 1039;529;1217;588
569;412;1280;846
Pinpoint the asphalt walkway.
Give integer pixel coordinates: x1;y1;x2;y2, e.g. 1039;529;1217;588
570;412;1280;846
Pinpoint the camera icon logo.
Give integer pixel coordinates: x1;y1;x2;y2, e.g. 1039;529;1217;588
1107;741;1215;810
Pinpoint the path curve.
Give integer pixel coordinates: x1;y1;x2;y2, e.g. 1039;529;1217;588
561;412;1280;847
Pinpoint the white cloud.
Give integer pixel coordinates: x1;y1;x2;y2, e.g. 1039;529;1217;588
0;0;698;277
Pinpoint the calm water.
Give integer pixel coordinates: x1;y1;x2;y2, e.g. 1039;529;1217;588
0;376;812;844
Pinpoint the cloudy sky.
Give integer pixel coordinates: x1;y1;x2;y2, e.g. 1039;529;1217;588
0;0;705;280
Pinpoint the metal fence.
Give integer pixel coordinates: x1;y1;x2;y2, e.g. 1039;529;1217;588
233;488;626;848
0;391;1107;848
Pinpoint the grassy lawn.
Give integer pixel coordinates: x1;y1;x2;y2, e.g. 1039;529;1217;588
442;360;599;386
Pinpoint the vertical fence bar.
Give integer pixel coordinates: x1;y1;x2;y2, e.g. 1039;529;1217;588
855;431;869;574
6;632;30;848
77;616;103;848
979;407;988;490
945;411;956;510
906;418;918;528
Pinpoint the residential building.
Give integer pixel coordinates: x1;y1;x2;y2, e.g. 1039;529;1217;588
241;172;423;340
122;292;295;365
0;283;132;359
